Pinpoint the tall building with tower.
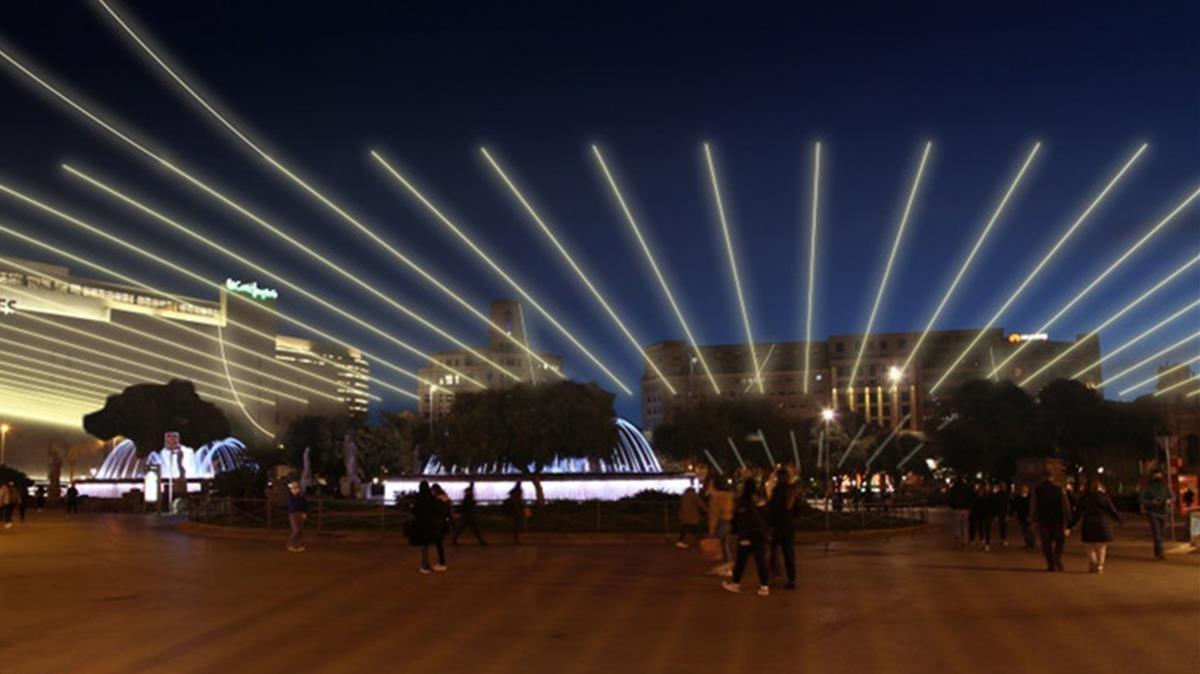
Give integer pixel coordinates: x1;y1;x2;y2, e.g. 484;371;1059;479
417;299;563;420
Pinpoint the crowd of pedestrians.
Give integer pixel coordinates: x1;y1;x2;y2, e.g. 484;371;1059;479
947;469;1177;573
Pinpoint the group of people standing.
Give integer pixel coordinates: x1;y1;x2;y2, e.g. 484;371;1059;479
0;481;64;528
406;481;527;573
677;465;802;597
949;469;1176;573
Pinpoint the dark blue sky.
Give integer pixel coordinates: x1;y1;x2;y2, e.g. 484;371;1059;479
1;1;1197;419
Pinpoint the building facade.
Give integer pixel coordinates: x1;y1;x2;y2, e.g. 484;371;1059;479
0;257;368;436
417;299;563;420
642;328;1101;432
275;336;371;419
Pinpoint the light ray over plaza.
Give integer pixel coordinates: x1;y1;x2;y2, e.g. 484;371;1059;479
64;164;488;389
1117;355;1200;397
900;142;1041;374
480;147;677;395
990;184;1200;378
704;142;763;393
931;143;1149;393
0;217;422;401
0;42;529;386
1150;372;1200;398
1021;253;1200;387
590;144;721;395
803;141;822;394
1097;330;1200;389
1070;299;1200;381
849;141;933;389
371;149;629;395
92;0;555;382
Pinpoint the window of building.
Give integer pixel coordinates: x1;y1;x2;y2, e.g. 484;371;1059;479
835;342;844;354
898;338;907;349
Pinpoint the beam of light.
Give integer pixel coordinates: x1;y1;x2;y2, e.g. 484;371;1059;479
704;142;763;393
1152;373;1200;398
0;43;523;387
216;324;276;439
1020;253;1200;387
90;3;542;383
789;429;800;468
804;142;821;394
0;321;279;406
0;212;421;401
1097;331;1200;388
371;149;631;395
1;359;131;394
480;147;677;395
0;238;365;400
865;414;912;469
590;144;721;395
991;184;1200;378
0;368;114;402
900;142;1041;374
1070;299;1200;381
64;165;486;390
0;385;100;410
1187;388;1200;398
1;272;340;404
1099;326;1200;386
835;423;870;470
0;347;144;391
932;144;1149;393
895;417;956;470
726;436;748;469
756;429;775;465
0;342;249;408
850;141;933;388
703;448;725;476
743;344;778;393
0;400;89;429
1118;355;1200;397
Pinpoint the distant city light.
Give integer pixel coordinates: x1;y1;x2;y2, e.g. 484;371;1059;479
224;278;278;301
821;408;836;422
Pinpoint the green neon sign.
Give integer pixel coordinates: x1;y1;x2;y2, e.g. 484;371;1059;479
225;278;279;301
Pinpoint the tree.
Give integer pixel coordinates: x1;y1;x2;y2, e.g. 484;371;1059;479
356;410;418;477
281;414;360;481
934;379;1042;478
431;381;617;473
654;397;795;472
83;379;230;457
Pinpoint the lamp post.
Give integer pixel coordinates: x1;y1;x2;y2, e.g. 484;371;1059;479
0;423;9;466
820;408;835;528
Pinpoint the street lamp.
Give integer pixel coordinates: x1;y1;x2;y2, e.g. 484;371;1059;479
0;423;9;466
821;408;835;423
888;366;902;384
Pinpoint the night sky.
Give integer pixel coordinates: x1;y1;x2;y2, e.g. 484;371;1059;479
0;1;1197;420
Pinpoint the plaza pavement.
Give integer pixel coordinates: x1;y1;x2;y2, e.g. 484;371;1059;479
0;512;1196;674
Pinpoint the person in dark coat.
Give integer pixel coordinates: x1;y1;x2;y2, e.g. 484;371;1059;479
1029;471;1073;572
1013;485;1036;549
1139;470;1172;560
410;481;447;573
1067;477;1122;573
767;467;798;590
506;482;526;545
452;482;487;546
991;483;1011;547
722;478;771;596
947;478;975;548
65;483;79;515
969;482;991;548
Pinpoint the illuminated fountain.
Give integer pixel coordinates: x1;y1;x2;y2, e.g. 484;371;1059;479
382;418;692;502
80;437;248;498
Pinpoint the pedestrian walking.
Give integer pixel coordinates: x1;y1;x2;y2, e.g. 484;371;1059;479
432;484;452;560
767;466;798;590
1029;471;1072;572
286;481;307;552
1067;477;1122;573
506;482;526;545
706;477;735;576
34;484;45;511
992;483;1011;547
969;482;989;548
17;484;28;523
451;482;487;546
410;481;447;573
722;478;771;596
1013;485;1037;549
675;486;705;548
0;481;15;528
947;478;974;548
1139;470;1172;560
65;483;79;515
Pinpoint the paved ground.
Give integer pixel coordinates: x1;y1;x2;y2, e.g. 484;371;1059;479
1;512;1197;674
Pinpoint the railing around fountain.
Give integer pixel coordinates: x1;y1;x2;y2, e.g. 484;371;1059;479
185;496;928;536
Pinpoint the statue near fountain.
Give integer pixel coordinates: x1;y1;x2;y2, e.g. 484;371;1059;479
339;432;364;499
